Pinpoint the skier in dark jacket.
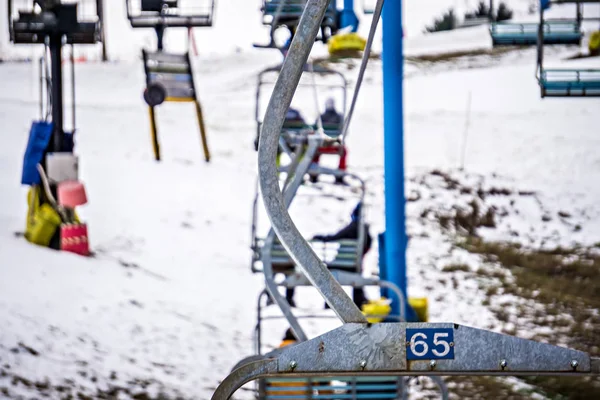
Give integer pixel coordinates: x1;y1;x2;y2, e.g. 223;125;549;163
311;98;347;184
286;202;372;308
317;98;343;134
313;202;371;256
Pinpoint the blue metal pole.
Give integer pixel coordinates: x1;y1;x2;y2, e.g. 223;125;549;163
340;0;359;32
382;0;413;320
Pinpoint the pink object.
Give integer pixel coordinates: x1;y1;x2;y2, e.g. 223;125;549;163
57;180;88;208
61;223;90;256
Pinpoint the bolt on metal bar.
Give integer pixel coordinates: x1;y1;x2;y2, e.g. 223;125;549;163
257;0;367;324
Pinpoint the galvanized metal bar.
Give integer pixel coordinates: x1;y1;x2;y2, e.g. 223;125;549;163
213;323;598;399
340;0;383;143
212;359;278;400
257;0;367;324
280;270;406;321
261;137;321;342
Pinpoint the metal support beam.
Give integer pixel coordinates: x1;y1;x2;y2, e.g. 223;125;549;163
97;0;108;61
257;0;368;324
50;34;64;152
212;323;600;399
383;0;411;319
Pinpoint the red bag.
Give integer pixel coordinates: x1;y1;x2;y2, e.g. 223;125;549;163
60;223;90;256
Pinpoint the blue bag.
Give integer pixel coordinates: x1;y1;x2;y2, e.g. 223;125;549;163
540;0;551;10
21;121;54;185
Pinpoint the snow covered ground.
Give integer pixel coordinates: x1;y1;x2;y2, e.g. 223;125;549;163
1;0;600;399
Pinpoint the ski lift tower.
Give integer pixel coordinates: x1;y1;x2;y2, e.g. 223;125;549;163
8;0;100;154
126;0;215;162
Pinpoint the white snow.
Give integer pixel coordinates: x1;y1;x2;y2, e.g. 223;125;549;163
1;0;600;399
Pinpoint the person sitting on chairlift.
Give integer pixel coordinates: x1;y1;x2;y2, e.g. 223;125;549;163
257;105;307;152
318;97;343;133
285;202;371;308
311;98;347;184
283;106;307;130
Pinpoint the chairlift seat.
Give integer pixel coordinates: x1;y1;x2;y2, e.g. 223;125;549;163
129;15;213;28
261;0;339;29
539;68;600;97
127;0;214;28
256;237;361;273
143;50;196;101
11;11;100;44
490;21;582;46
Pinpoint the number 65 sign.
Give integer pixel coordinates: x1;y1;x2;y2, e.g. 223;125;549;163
406;328;455;360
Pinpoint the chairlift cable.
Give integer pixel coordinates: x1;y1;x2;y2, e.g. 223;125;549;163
308;61;324;136
340;0;385;146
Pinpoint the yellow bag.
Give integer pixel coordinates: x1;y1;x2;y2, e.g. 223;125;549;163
361;298;392;323
589;31;600;55
409;297;429;323
25;186;61;247
361;297;429;323
328;32;367;56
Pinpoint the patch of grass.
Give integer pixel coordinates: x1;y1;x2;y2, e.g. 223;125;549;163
445;376;537;399
442;263;471;273
459;237;600;309
522;376;600;400
406;47;515;63
458;236;600;398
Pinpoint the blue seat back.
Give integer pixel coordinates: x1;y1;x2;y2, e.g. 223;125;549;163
490;21;581;45
540;69;600;96
21;121;54;185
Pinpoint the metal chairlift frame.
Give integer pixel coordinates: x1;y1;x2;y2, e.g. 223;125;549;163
255;0;340;49
258;137;375;343
535;0;600;97
213;0;600;398
249;143;448;399
126;0;215;30
254;63;349;174
125;0;213;161
249;162;365;276
489;0;590;47
490;20;583;46
251;285;451;399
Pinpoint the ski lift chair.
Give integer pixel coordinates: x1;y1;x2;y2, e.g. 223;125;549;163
125;0;214;161
126;0;214;28
247;150;447;398
490;20;582;46
538;69;600;96
8;0;100;148
255;63;349;177
535;0;600;97
249;281;450;400
9;0;100;45
250;165;367;277
257;0;340;49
